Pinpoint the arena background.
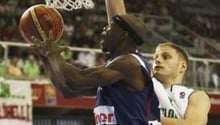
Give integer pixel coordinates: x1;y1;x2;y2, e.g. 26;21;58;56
0;0;220;125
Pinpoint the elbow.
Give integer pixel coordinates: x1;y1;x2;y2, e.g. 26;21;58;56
60;91;79;98
57;86;80;98
51;80;78;98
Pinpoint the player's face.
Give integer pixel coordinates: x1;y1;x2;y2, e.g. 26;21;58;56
101;23;123;53
152;45;181;80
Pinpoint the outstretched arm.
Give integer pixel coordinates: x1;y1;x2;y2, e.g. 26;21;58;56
105;0;126;25
31;32;124;97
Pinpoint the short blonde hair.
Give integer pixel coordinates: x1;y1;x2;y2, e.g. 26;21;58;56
157;42;190;67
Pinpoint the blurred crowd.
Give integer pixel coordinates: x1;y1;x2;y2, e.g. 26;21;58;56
0;0;220;88
1;0;220;57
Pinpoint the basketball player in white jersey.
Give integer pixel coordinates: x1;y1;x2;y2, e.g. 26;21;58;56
152;42;210;125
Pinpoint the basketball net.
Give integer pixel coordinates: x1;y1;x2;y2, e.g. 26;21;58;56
45;0;94;11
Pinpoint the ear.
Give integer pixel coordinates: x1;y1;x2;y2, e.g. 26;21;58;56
179;61;187;73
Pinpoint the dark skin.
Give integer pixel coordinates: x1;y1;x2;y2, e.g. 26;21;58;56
31;22;146;98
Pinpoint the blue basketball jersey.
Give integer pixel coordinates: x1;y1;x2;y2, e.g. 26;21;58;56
94;53;160;125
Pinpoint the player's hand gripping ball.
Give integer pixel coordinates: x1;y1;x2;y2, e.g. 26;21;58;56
31;30;67;57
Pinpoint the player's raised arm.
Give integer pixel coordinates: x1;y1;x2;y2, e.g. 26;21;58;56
105;0;126;25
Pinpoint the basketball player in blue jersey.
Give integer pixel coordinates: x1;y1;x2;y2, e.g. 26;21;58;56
30;0;161;125
152;42;210;125
107;0;210;125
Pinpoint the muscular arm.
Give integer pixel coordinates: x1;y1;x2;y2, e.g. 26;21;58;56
31;38;125;98
161;91;210;125
105;0;126;25
36;41;145;96
43;52;124;95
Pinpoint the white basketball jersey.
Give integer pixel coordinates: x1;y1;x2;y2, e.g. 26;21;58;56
153;77;194;118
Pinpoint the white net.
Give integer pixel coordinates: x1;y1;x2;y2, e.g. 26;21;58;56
45;0;94;11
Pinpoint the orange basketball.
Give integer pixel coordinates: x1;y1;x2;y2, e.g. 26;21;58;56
19;4;64;44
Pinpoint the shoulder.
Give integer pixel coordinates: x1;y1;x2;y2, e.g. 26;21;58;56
109;54;150;76
187;90;211;113
190;91;210;103
187;90;211;116
171;85;210;103
107;54;148;91
107;54;141;70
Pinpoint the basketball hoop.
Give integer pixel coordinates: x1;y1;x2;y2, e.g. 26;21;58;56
45;0;94;11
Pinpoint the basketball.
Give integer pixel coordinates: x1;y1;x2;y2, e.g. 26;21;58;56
19;4;64;44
